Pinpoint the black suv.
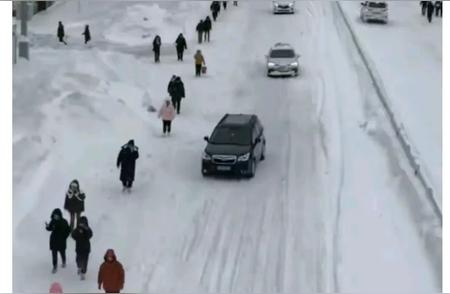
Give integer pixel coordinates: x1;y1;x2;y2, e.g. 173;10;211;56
202;114;266;178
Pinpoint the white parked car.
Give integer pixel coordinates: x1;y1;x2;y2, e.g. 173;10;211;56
360;1;388;23
266;43;300;77
272;0;295;14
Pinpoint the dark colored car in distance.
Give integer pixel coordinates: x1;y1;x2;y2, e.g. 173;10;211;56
202;114;266;178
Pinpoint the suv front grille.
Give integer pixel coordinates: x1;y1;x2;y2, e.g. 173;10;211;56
212;155;237;165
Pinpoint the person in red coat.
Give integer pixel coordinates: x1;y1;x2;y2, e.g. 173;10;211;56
98;249;125;293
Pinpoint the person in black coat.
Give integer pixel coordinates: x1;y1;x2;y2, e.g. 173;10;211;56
427;1;434;22
153;35;162;63
223;1;227;10
420;1;428;16
196;20;204;44
435;1;442;17
203;16;212;42
167;76;185;114
82;25;91;44
233;1;238;6
117;140;139;191
46;208;71;273
57;21;67;45
211;1;221;21
71;216;93;280
64;179;86;230
175;33;187;61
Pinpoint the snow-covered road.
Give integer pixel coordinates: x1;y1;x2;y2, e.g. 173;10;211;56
13;1;441;293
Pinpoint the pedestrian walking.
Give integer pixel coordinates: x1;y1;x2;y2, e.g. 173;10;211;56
196;20;204;44
71;216;93;280
116;140;139;192
223;1;228;10
82;25;91;44
211;1;221;21
203;16;212;42
234;1;238;6
49;282;63;294
152;35;161;63
435;1;442;17
158;99;176;136
427;1;435;22
63;179;86;230
57;21;67;45
194;49;206;77
420;1;428;15
98;249;125;294
46;208;71;274
175;33;187;61
167;76;185;114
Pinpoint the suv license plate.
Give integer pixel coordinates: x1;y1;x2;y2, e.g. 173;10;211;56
217;166;231;171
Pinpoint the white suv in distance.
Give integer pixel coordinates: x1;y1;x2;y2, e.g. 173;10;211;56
273;0;295;14
360;1;388;23
266;43;300;77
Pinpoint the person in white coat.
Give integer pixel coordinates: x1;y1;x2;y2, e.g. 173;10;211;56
158;99;176;135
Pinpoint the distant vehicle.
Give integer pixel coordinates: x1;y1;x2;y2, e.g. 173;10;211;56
266;43;300;77
272;0;295;14
202;114;266;178
360;1;388;23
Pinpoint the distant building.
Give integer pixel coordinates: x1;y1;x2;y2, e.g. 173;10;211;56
13;1;55;18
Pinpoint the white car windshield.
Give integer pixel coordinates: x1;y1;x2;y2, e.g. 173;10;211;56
270;49;295;58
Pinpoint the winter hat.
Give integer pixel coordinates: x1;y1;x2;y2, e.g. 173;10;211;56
128;139;135;146
104;249;117;261
69;179;79;190
49;282;63;293
51;208;63;220
79;216;89;226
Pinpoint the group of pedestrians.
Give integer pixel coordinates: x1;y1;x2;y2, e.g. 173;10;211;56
420;1;442;23
46;140;138;292
57;21;91;45
196;16;212;44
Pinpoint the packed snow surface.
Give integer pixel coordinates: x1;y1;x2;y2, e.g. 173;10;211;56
13;1;441;293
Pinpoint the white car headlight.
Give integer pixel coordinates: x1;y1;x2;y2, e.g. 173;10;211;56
202;151;211;160
288;3;293;6
238;153;250;162
273;3;279;6
268;62;276;67
290;62;298;67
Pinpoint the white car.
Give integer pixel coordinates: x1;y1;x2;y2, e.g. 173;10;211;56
272;0;295;14
360;1;388;23
266;43;300;77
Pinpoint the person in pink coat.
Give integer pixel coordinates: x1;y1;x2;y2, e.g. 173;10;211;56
49;282;63;293
158;99;176;135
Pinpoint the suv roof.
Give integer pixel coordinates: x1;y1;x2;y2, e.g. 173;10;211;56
219;114;256;127
271;42;294;50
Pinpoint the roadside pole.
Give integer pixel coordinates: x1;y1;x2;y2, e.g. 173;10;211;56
18;1;29;60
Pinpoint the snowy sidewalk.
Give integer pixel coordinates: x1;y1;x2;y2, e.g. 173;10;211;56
339;1;442;207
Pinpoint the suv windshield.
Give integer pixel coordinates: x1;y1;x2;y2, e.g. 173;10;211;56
210;126;251;145
270;49;295;58
368;2;386;8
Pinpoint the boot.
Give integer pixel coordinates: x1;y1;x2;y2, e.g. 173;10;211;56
52;267;57;274
80;273;86;280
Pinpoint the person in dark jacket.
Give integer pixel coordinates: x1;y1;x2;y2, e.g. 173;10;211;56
71;216;93;280
117;140;139;191
196;20;204;44
64;180;86;230
82;25;91;44
420;1;428;16
223;1;227;10
152;35;161;63
427;1;434;22
203;16;212;42
98;249;125;293
57;21;67;45
167;76;185;114
46;208;71;274
211;1;221;21
175;33;187;61
435;1;442;17
233;1;238;6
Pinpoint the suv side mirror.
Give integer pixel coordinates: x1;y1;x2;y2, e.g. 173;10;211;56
255;138;261;144
204;136;209;142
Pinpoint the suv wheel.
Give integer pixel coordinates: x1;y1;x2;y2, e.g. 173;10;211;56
248;158;256;178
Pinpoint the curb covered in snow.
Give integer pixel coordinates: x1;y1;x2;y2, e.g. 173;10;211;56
335;2;442;223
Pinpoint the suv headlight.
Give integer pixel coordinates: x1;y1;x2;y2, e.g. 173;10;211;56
202;151;211;160
268;62;276;67
288;3;293;6
238;153;250;162
290;62;298;67
273;2;279;6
